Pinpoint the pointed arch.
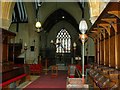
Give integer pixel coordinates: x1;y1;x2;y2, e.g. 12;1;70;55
43;8;79;32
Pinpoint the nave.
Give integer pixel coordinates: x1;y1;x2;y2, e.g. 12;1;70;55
0;0;120;90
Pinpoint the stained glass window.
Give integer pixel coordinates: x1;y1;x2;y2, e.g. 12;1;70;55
56;28;71;53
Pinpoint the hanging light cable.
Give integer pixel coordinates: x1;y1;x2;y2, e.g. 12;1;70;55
79;1;88;34
35;1;42;33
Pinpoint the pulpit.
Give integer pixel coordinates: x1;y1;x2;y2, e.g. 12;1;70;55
51;65;58;77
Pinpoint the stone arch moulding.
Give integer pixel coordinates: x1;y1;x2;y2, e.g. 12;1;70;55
1;2;15;30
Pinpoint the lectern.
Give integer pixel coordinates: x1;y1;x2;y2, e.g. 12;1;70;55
51;65;58;77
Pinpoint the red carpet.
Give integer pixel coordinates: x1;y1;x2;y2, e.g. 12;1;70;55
24;71;67;89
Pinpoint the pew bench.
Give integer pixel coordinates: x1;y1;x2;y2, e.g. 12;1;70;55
13;64;43;75
29;64;42;75
88;68;118;89
0;73;27;88
0;65;30;89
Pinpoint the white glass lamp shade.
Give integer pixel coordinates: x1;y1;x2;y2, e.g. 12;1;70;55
79;19;88;34
35;21;41;28
50;40;54;43
73;42;76;47
24;43;27;50
24;43;27;47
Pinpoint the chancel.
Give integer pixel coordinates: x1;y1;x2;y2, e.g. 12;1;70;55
0;0;120;89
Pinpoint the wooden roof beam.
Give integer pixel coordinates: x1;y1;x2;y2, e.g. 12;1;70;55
102;18;118;33
108;11;120;19
98;23;111;36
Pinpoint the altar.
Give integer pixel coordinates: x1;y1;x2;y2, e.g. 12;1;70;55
66;77;89;89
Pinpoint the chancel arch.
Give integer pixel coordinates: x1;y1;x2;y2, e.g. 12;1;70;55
38;7;83;65
44;20;81;65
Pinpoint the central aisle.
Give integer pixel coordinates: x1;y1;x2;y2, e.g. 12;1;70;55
24;71;67;89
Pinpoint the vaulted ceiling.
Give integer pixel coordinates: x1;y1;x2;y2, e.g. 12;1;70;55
1;1;109;31
11;2;89;33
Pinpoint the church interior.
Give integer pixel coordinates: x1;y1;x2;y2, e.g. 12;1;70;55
0;0;120;89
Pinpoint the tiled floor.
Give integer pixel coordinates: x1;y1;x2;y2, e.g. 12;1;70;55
17;75;40;89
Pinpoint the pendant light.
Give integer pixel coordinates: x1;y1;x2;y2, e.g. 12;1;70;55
79;1;88;34
35;21;41;32
79;19;88;34
35;2;42;33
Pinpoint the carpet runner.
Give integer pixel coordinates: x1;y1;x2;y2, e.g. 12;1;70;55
24;71;67;89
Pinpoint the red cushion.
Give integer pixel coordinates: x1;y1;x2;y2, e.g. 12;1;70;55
29;64;42;73
69;75;74;78
0;74;27;87
76;65;82;72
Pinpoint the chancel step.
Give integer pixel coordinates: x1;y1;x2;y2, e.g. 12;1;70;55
56;64;67;70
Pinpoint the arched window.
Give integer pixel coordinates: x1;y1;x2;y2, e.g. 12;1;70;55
56;28;71;53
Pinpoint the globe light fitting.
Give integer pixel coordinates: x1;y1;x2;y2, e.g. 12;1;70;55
79;19;88;34
35;21;41;28
73;42;76;48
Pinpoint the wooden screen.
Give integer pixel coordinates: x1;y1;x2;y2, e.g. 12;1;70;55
95;43;97;63
0;43;2;63
110;36;115;68
99;41;102;64
3;38;8;62
117;34;120;69
105;39;109;66
100;41;104;65
0;29;16;63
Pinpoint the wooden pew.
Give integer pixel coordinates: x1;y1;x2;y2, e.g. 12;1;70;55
88;68;118;89
0;65;30;89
